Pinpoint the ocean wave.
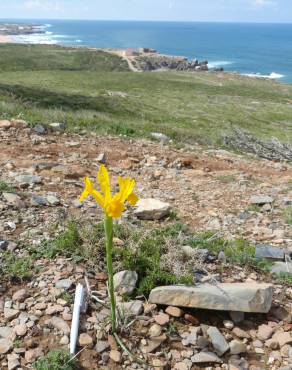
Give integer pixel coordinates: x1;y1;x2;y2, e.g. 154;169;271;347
13;33;67;45
243;72;284;80
208;61;233;68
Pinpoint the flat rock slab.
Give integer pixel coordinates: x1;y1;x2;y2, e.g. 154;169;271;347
149;283;274;313
271;262;292;275
134;198;171;220
256;244;285;261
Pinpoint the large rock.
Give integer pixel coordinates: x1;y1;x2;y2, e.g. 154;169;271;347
149;283;273;313
256;244;284;261
134;198;171;220
113;270;138;294
271;262;292;275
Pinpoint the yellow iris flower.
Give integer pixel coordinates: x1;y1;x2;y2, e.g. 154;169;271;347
79;165;139;218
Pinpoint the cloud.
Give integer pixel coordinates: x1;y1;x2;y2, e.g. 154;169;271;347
251;0;277;7
24;0;61;11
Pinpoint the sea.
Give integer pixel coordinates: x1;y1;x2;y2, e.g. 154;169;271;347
2;19;292;83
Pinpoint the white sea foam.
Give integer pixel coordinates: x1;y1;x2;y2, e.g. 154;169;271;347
208;61;233;68
13;33;66;45
243;72;284;80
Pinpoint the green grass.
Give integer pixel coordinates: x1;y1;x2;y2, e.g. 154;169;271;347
34;350;78;370
216;175;236;183
1;218;273;289
0;44;292;146
189;231;271;271
2;252;34;280
276;273;292;285
0;180;15;193
283;207;292;225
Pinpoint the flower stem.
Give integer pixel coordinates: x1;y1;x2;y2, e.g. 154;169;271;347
104;215;117;333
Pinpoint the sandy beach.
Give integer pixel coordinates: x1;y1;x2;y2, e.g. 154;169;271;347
0;35;12;43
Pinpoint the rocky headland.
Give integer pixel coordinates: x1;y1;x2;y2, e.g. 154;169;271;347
0;23;44;36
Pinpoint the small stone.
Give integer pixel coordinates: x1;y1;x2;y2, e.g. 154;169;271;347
15;174;42;187
46;195;60;206
2;193;25;208
250;195;274;205
154;313;170;326
272;332;292;347
96;340;109;353
12;289;29;302
109;350;121;363
0;338;13;354
257;324;274;341
218;251;227;264
0;119;12;129
7;353;20;370
191;351;223;364
34;123;46;134
55;279;73;290
25;347;44;363
232;327;251;339
97;153;107;164
150;132;170;144
60;335;69;345
14;324;27;337
165;306;183;317
149;324;162;338
4;308;19;320
141;334;167;353
49;122;66;131
134;198;172;220
45;305;64;315
118;300;143;316
229;339;247;354
253;339;264;348
113;270;138;294
50;316;70;335
223;320;234;330
174;362;189;370
0;326;13;339
207;326;229;356
78;333;93;347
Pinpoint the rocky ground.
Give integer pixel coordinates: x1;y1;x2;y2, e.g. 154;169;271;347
0;119;291;370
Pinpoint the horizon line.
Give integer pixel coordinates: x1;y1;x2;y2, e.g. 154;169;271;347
0;17;291;25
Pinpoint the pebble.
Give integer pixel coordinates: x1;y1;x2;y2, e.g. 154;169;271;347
0;338;13;354
50;316;70;335
14;324;27;337
165;306;183;317
154;313;170;326
109;349;121;363
229;339;247;354
12;289;29;302
149;324;162;338
78;333;93;347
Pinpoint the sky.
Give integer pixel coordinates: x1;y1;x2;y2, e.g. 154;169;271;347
0;0;291;23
